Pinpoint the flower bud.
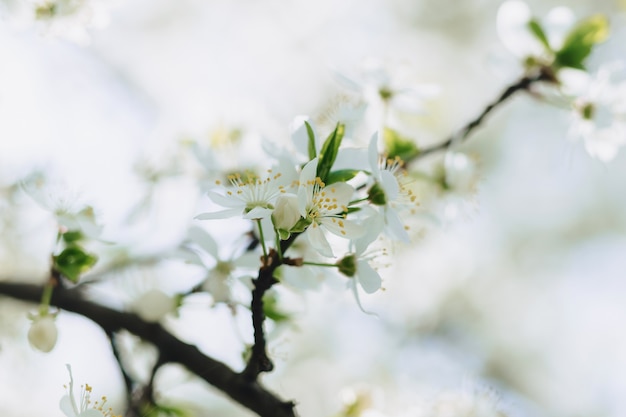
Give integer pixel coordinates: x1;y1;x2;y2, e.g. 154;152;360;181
28;315;58;353
272;194;301;235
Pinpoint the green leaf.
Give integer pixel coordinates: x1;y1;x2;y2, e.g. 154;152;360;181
325;169;360;185
61;230;84;244
142;403;190;417
383;127;419;161
263;292;291;323
527;18;552;51
304;121;317;160
53;247;98;283
555;14;609;70
316;123;345;183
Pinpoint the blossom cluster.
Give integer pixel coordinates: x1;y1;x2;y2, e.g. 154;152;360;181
195;121;420;302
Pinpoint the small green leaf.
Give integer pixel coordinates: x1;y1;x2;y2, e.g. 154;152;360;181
53;247;98;283
61;230;84;244
263;292;291;323
527;18;552;51
304;121;317;160
290;217;312;233
325;169;360;185
142;403;190;417
383;127;419;161
317;123;345;183
555;14;609;70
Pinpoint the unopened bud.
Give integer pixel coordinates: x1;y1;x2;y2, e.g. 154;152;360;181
28;315;58;353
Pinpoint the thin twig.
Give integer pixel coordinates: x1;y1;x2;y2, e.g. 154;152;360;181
412;68;557;161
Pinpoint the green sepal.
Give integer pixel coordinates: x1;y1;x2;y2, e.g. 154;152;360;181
325;169;360;185
383;127;419;161
554;14;609;70
368;182;387;206
53;247;98;283
61;230;84;244
277;228;291;240
336;254;357;277
290;217;312;233
317;123;345;183
304;120;317;160
141;402;190;417
527;18;552;51
263;292;291;323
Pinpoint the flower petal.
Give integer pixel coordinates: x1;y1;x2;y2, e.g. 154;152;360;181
60;395;77;417
187;226;219;257
497;0;543;58
320;182;354;214
307;222;334;257
242;206;274;220
208;190;244;207
356;260;382;294
195;208;242;220
322;217;363;239
380;170;399;201
368;132;381;178
384;208;410;243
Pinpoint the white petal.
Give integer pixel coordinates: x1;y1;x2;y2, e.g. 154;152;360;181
368;132;381;178
242;206;274;220
300;158;318;182
291;116;318;157
356;260;382;294
322;217;363;239
195;208;242;220
59;395;77;417
307;222;334;257
380;170;399;201
497;0;544;57
352;210;385;255
320;182;354;214
544;6;575;50
80;410;108;417
207;190;243;208
384;208;410;243
187;226;219;257
233;251;262;269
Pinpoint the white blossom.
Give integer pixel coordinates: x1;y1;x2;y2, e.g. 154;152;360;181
297;159;363;257
60;364;120;417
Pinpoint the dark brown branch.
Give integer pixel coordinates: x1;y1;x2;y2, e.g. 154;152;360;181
243;233;301;380
0;282;297;417
412;68;557;161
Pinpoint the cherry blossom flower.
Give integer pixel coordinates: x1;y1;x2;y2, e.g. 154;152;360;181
195;169;288;221
297;159;363;257
497;0;575;68
562;66;626;161
60;365;121;417
366;133;418;244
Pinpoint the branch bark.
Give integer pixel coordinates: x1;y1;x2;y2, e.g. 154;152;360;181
411;68;557;161
0;282;297;417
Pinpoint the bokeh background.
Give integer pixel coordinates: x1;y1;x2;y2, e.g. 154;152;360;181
1;0;626;416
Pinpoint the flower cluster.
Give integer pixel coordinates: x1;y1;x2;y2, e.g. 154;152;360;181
195;120;421;302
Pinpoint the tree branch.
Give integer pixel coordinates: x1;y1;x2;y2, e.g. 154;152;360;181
0;282;297;417
412;68;557;161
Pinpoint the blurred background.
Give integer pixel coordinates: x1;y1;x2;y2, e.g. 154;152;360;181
1;0;626;416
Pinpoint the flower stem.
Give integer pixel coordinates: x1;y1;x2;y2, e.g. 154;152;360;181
256;220;268;262
39;282;54;316
274;229;283;261
302;261;338;268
